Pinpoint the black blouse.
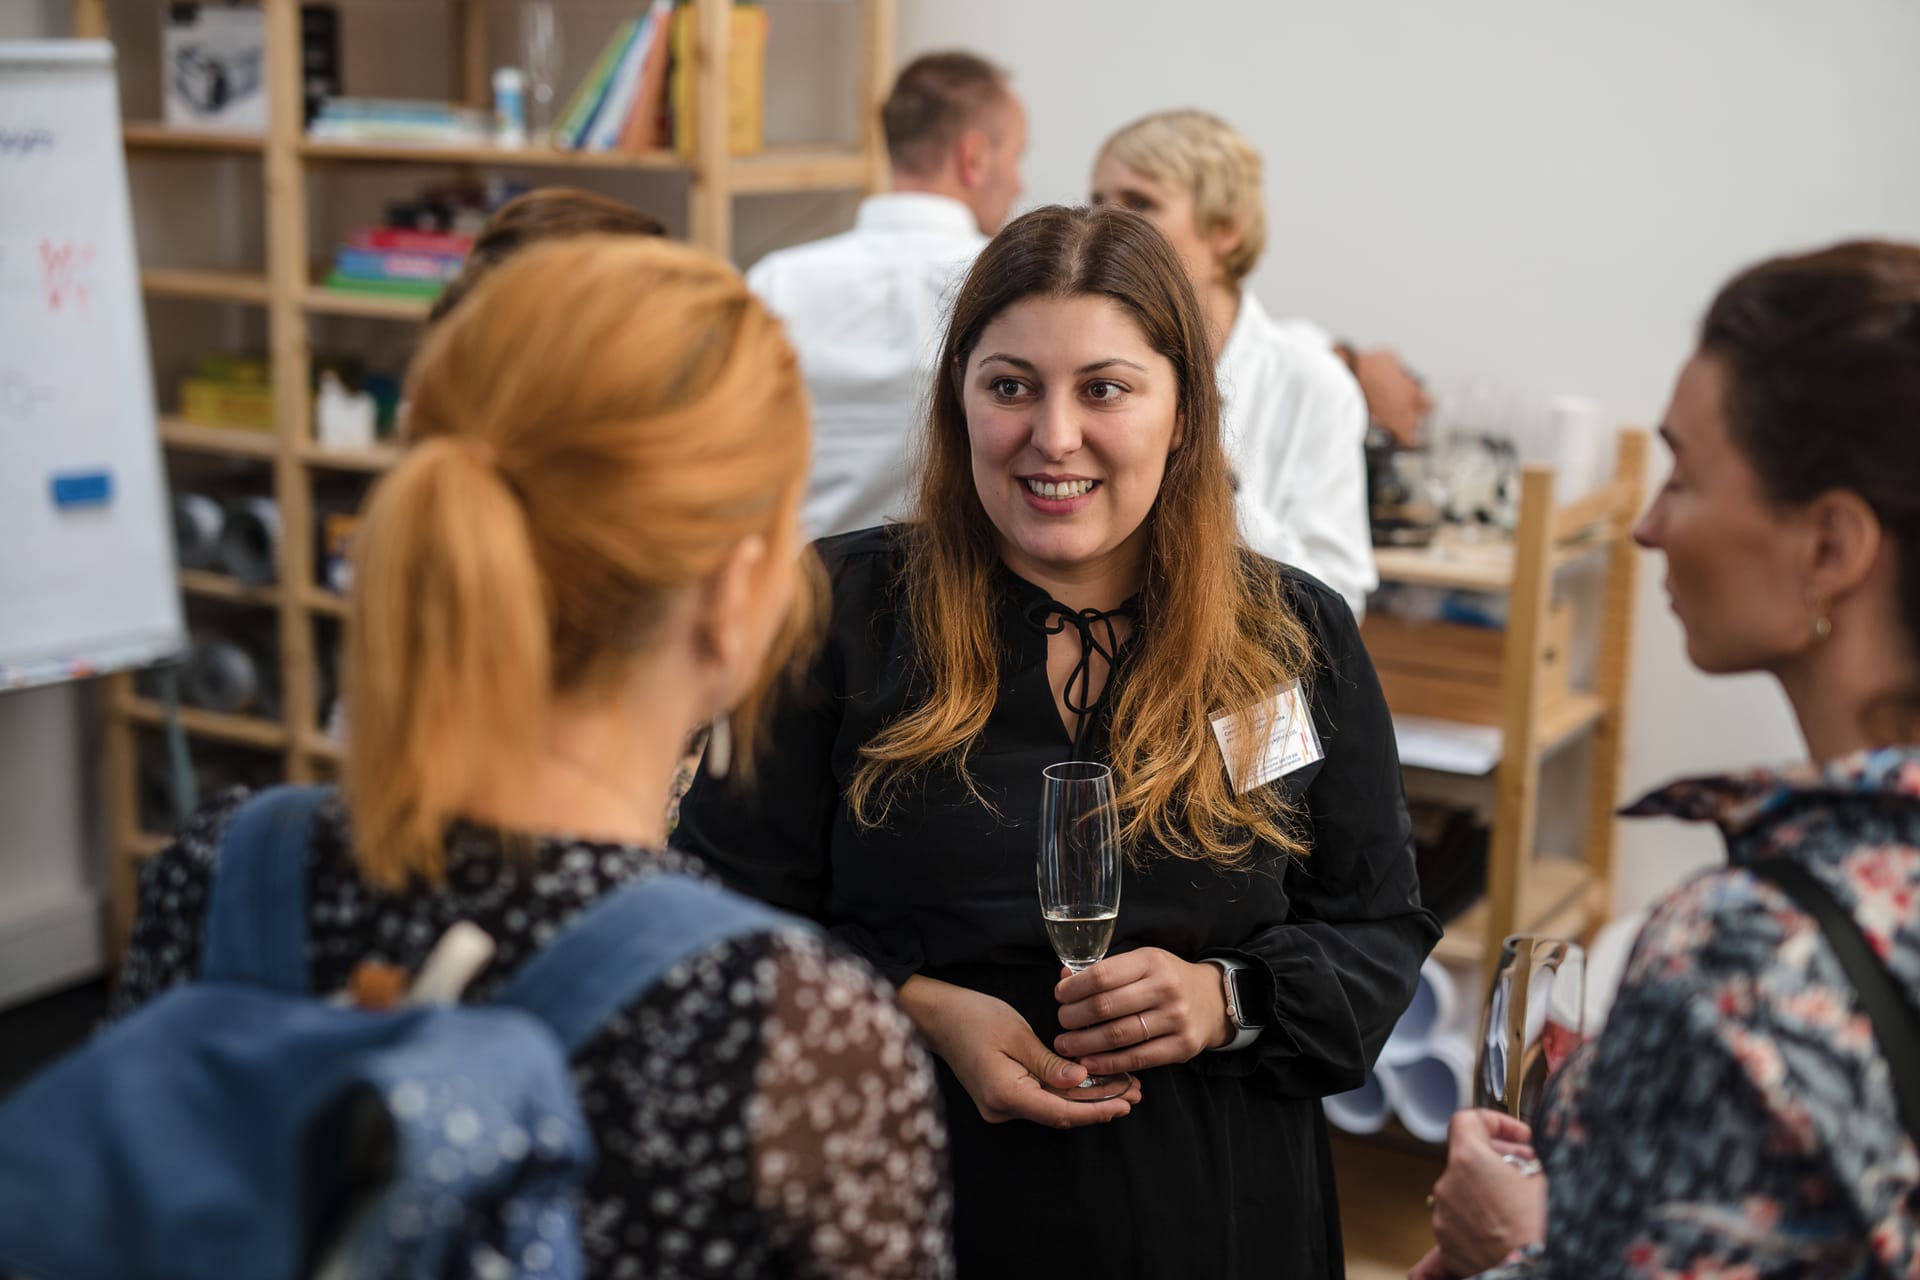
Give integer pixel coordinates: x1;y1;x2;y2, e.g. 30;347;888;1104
676;525;1439;1278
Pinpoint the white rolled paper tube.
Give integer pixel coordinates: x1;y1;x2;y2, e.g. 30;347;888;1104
219;496;282;587
1379;1031;1475;1145
1323;1072;1393;1136
1380;956;1459;1066
182;635;262;715
172;493;225;571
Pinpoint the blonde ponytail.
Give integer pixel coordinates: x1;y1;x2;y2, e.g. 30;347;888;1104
338;235;814;889
346;437;551;888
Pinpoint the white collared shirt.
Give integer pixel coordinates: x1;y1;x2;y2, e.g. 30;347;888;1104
747;193;988;539
1218;292;1377;617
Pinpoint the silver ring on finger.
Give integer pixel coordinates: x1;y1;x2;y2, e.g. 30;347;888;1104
1136;1012;1150;1042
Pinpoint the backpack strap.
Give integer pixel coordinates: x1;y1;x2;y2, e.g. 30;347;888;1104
201;785;330;993
494;872;804;1053
1748;856;1920;1146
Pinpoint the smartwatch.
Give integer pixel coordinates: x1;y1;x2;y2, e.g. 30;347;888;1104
1202;957;1263;1052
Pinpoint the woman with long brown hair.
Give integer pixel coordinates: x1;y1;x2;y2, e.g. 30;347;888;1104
111;237;952;1277
677;205;1439;1277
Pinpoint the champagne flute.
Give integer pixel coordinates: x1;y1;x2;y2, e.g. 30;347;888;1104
1037;761;1134;1102
1473;934;1588;1147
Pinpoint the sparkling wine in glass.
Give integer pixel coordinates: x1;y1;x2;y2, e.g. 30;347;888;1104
1038;761;1134;1102
1473;934;1588;1130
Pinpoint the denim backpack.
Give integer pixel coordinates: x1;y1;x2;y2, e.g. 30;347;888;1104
0;786;802;1280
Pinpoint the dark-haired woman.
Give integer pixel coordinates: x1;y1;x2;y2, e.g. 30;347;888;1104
1416;241;1920;1279
676;204;1439;1277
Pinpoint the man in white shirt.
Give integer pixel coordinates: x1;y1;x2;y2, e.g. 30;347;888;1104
1091;110;1378;616
748;52;1027;539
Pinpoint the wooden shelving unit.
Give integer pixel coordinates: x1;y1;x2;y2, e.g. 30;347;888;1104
1338;429;1649;1272
83;0;897;953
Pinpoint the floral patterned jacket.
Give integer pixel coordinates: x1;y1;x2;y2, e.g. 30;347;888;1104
1482;747;1920;1279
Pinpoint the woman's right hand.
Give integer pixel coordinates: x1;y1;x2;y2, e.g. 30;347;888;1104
897;975;1140;1127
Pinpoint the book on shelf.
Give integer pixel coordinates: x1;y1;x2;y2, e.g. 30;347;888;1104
552;1;762;156
347;228;476;257
552;17;641;149
669;1;767;157
583;2;669;152
308;98;489;145
332;248;465;284
320;270;445;301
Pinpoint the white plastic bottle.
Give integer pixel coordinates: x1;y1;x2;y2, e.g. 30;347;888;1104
492;66;527;148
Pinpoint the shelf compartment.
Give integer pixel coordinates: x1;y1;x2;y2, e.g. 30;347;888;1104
123;122;265;153
300;440;402;472
302;285;433;322
1431;855;1597;968
141;267;272;305
178;570;281;608
159;416;279;459
120;696;289;751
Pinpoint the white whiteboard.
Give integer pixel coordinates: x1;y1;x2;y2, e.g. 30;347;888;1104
0;41;184;690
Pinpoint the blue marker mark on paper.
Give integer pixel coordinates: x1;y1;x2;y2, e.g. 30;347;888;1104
51;470;113;509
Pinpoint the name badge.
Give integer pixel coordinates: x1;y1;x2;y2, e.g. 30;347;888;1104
1210;680;1324;796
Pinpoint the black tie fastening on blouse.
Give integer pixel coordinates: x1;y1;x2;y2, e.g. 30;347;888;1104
1022;596;1136;760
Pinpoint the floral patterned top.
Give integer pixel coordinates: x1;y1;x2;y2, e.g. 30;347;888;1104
1482;747;1920;1279
114;789;954;1279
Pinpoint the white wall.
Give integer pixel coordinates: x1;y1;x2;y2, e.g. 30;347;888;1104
896;0;1920;911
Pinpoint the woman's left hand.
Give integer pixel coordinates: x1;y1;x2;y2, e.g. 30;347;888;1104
1051;948;1234;1073
1429;1109;1549;1275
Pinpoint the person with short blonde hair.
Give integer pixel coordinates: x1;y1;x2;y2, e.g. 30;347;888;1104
114;237;954;1278
679;204;1438;1277
1096;110;1406;613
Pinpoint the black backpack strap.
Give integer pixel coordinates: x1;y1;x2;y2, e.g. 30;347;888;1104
201;785;330;992
1747;857;1920;1145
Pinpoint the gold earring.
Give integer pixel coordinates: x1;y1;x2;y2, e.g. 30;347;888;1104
1808;592;1833;640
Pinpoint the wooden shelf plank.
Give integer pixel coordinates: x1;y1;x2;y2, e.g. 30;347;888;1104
123;121;264;153
303;732;345;762
300;440;402;472
732;148;871;193
302;285;433;321
120;696;289;750
1373;536;1514;593
142;267;272;304
1330;1130;1445;1274
1539;691;1607;755
303;588;349;618
1432;856;1595;968
299;137;691;171
178;569;281;607
159;416;279;459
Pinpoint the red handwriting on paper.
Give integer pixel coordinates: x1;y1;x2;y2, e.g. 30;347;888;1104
40;239;95;318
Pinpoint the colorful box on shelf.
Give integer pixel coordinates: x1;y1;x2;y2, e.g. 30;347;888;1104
323;227;466;303
179;355;274;432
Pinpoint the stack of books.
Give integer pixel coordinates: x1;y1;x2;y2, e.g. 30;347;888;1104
322;228;473;304
308;98;489;146
554;0;766;155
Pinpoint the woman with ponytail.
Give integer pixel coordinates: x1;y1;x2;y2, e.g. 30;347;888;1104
113;237;952;1277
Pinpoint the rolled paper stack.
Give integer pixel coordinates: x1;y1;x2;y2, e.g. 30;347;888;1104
219;495;282;587
171;493;225;572
1323;956;1477;1143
